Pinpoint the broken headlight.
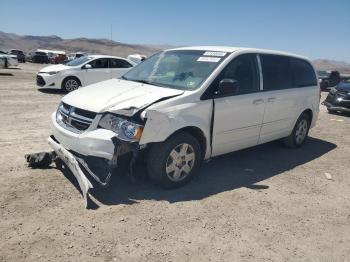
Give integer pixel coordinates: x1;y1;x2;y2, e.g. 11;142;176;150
99;113;143;141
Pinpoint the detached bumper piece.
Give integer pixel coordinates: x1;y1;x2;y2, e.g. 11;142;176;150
48;136;93;208
25;135;138;209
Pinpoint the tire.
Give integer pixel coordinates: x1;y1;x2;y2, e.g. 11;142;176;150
147;131;202;189
327;108;336;114
283;113;310;148
62;77;81;92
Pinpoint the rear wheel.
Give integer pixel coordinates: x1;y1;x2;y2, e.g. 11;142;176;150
62;77;81;92
147;132;202;189
283;113;310;148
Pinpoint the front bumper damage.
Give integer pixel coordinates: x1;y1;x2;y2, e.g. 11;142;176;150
48;136;93;207
26;135;139;208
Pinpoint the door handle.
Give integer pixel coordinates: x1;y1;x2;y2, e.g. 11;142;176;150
267;97;276;102
252;99;264;105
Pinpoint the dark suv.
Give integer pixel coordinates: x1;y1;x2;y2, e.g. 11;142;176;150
323;80;350;114
27;52;49;64
9;49;26;62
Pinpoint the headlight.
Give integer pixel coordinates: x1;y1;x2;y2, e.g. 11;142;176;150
47;71;59;75
99;113;143;141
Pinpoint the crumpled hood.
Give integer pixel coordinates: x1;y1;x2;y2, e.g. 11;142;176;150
39;64;70;73
62;79;184;115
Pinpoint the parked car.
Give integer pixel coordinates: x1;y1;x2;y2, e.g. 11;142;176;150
49;54;67;64
0;51;18;67
65;52;87;63
9;49;26;62
127;54;147;64
0;57;5;68
319;70;341;91
46;46;320;204
27;51;49;63
323;79;350;113
36;55;136;92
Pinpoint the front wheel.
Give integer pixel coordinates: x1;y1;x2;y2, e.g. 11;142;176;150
62;77;81;92
283;113;310;148
147;132;202;189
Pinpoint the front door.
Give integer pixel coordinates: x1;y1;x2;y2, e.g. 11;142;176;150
211;54;266;156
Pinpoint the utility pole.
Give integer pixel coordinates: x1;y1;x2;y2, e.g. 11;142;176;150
110;24;113;55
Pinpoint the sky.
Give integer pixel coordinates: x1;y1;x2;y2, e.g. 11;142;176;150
1;0;350;61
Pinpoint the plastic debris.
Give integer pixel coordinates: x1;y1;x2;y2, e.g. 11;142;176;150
324;173;332;180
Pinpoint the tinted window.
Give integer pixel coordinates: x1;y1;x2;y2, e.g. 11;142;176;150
291;58;317;87
261;55;293;91
88;58;109;69
110;59;132;68
210;54;259;96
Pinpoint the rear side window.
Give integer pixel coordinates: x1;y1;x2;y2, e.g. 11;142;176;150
109;59;132;68
261;55;293;91
89;58;109;69
291;58;317;87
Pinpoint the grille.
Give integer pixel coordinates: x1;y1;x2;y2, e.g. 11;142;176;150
36;75;46;86
57;102;97;133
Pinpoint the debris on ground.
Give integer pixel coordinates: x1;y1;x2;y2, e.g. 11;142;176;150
324;172;333;180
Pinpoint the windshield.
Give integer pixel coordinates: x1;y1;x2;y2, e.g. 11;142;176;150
67;56;91;66
122;50;229;90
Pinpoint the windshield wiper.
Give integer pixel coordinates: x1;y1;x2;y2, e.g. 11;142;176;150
127;79;163;87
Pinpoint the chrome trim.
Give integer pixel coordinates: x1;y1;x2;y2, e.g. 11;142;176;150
256;54;263;91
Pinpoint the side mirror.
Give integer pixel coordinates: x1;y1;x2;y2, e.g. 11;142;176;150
216;79;239;96
83;64;92;69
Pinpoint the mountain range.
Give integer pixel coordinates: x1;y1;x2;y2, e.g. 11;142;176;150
1;31;349;73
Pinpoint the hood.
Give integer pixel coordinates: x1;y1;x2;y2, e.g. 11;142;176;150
336;81;350;92
39;64;70;73
62;79;184;115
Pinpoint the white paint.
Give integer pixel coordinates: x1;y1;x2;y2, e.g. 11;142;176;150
36;55;136;90
50;46;320;163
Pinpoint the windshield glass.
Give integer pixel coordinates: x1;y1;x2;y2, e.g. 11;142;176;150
67;56;91;66
122;50;229;90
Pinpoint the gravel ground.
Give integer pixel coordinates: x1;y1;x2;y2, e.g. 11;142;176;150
0;63;349;262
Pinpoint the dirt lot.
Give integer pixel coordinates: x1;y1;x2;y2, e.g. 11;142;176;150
0;63;349;262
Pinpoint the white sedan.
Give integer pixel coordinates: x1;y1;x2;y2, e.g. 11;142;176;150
36;55;136;92
0;51;18;68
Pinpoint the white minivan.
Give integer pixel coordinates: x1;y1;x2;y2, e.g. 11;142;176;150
37;55;136;92
47;46;319;203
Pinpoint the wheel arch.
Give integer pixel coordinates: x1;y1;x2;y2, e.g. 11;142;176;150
302;108;313;123
61;75;82;89
172;126;207;160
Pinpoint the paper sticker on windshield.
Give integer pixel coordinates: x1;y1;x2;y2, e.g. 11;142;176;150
197;57;221;62
203;51;227;57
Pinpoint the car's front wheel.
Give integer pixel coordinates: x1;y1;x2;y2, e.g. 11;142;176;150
62;77;81;92
147;131;202;189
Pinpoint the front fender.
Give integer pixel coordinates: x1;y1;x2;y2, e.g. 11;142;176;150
139;101;212;159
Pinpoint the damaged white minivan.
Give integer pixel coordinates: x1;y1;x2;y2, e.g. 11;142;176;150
41;46;320;206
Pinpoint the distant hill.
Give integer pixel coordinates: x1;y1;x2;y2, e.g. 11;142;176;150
312;59;350;74
1;31;350;73
0;31;161;58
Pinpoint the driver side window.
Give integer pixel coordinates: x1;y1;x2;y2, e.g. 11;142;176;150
211;54;259;96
